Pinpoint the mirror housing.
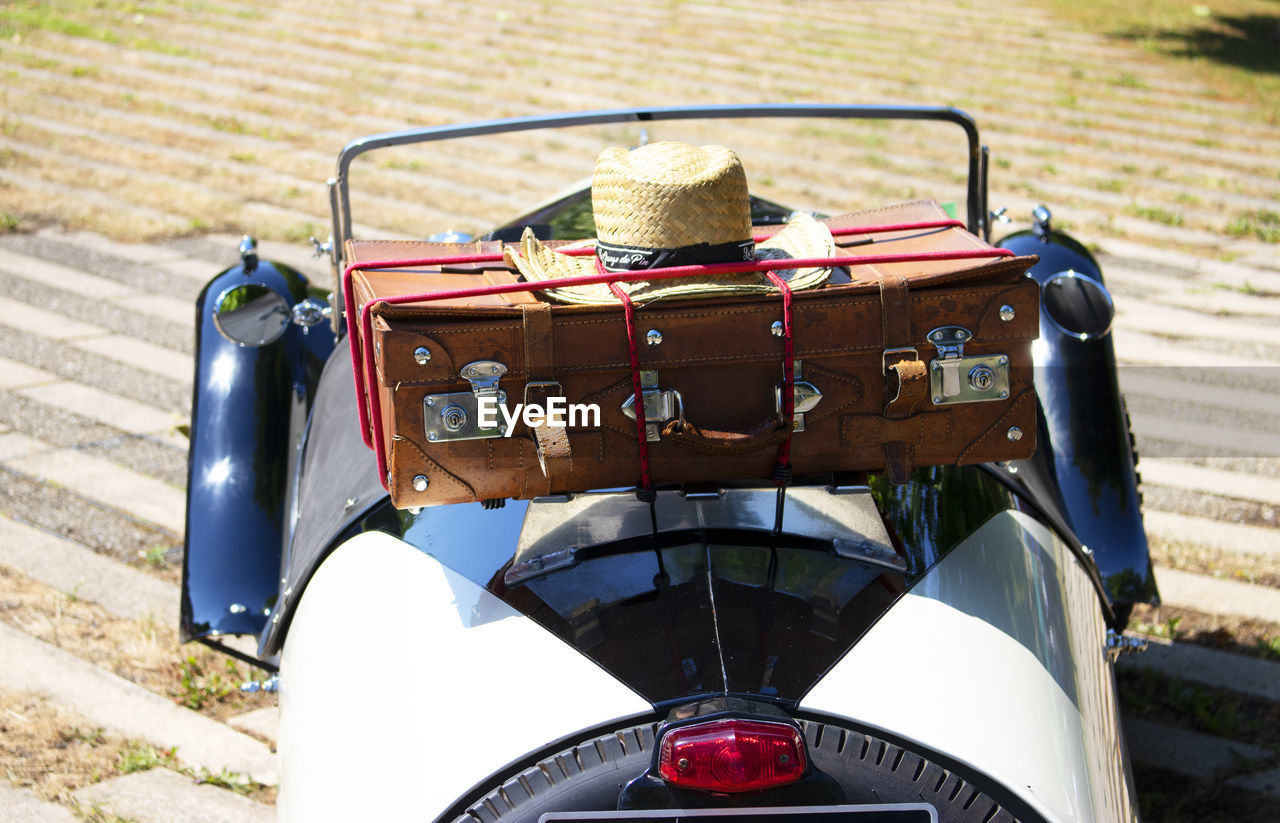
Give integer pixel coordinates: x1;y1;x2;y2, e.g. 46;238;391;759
212;283;291;347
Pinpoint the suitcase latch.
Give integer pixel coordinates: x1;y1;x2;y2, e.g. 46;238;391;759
423;360;509;442
774;360;822;432
927;326;1010;405
621;370;683;442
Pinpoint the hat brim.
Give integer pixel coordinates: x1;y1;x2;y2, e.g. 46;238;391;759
505;213;836;305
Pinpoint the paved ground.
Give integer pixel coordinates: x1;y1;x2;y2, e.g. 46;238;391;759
0;0;1277;820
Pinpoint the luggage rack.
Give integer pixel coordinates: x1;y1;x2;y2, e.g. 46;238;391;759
324;104;994;331
342;224;1016;496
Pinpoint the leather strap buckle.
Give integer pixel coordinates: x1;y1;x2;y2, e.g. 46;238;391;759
523;380;563;405
882;347;918;376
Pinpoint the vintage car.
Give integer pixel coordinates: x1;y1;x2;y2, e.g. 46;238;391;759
182;105;1154;822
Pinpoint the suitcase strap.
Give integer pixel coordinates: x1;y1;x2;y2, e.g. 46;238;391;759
611;269;796;494
879;275;928;483
521;304;572;491
608;281;654;497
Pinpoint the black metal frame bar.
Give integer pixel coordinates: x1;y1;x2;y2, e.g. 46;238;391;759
327;104;988;327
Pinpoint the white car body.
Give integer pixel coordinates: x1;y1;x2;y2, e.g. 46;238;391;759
278;511;1135;823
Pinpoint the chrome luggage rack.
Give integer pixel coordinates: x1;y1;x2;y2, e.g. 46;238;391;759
322;104;993;332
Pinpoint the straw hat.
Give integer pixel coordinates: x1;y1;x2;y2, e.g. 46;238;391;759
505;141;835;304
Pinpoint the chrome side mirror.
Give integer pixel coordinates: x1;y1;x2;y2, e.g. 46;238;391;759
212;284;290;347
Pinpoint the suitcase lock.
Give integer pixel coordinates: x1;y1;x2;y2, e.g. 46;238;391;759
423;360;509;442
774;360;823;432
622;365;823;441
621;370;684;442
927;326;1010;406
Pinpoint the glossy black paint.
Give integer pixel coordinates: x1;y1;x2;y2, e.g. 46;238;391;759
259;343;384;657
998;229;1157;607
274;464;1023;706
181;258;335;647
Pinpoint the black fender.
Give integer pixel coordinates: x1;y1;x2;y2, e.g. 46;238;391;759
998;222;1157;610
181;252;335;656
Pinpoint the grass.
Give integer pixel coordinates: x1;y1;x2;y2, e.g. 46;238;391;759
1118;668;1280;751
1130;204;1185;226
1025;0;1280;123
176;655;242;710
0;3;121;44
1256;635;1280;662
74;804;139;823
116;741;176;774
192;766;256;796
1225;210;1280;243
1114;72;1150;89
1135;613;1184;641
1134;764;1280;822
282;220;317;243
138;545;170;570
1130;602;1280;665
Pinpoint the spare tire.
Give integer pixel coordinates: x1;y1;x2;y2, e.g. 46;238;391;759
446;719;1037;823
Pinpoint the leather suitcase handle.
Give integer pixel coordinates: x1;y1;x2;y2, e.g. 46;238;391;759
661;418;789;455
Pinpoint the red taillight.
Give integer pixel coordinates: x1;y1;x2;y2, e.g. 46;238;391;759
657;718;806;793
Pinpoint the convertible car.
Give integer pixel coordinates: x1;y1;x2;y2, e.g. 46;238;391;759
182;105;1154;822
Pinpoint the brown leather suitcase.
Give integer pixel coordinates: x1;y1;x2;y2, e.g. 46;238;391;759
346;201;1039;508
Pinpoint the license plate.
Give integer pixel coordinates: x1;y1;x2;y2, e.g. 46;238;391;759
542;804;937;823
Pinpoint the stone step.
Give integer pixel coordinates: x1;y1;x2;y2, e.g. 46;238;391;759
0;246;135;299
1115;301;1280;347
1130;412;1280;459
34;230;191;266
1119;374;1280;420
0;294;191;385
7;23;1269;250
0;622;275;785
0;432;186;535
182;0;1276;154
1122;715;1280;799
0;294;104;341
1112;329;1280;369
1155;567;1280;625
1140;287;1280;321
0;127;329;239
0;515;179;624
1140;459;1280;507
227;706;279;749
0;357;60;392
73;768;274;823
0;167;191;238
3;77;511;229
0;246;193;330
1144;510;1280;557
1102;241;1280;292
0;360;186;449
65;333;192;386
6;73;533;216
1119;637;1280;703
0;784;79;822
